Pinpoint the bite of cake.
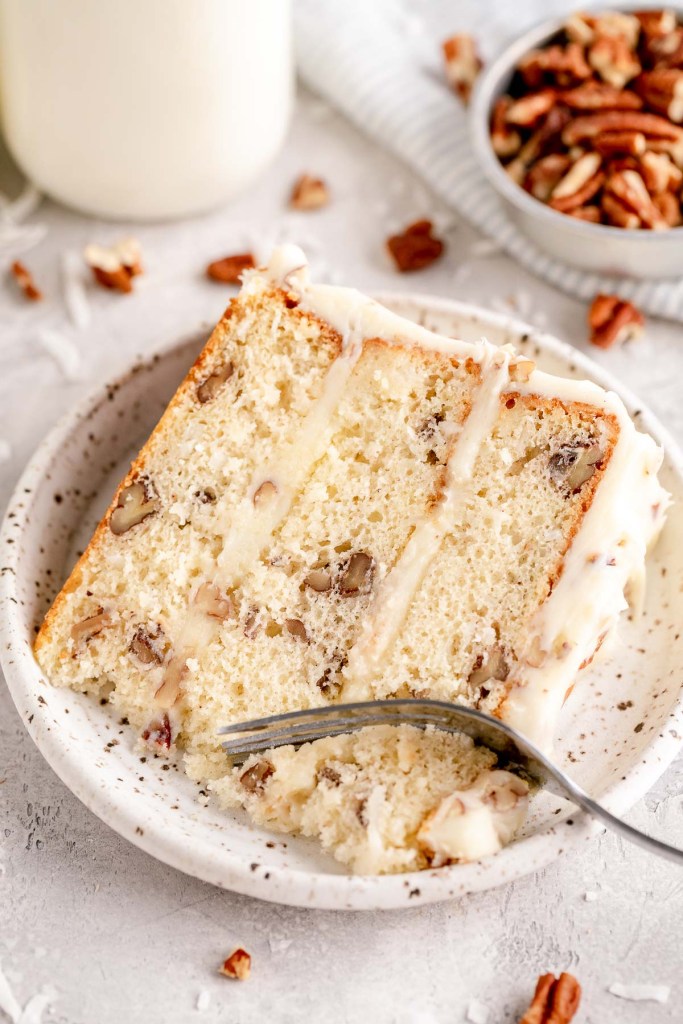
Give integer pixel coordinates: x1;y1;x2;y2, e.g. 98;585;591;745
34;246;668;874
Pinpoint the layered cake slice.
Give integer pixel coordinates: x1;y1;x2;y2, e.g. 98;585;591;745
35;246;668;874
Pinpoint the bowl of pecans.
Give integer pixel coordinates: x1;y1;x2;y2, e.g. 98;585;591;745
470;8;683;277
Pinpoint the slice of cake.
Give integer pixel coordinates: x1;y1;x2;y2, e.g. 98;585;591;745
35;246;668;874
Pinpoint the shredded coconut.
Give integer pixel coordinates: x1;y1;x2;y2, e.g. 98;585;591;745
0;959;22;1024
36;329;83;382
466;998;490;1023
195;990;211;1011
609;982;670;1003
62;249;91;330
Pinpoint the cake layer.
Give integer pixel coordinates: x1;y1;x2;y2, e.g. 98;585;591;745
211;725;529;874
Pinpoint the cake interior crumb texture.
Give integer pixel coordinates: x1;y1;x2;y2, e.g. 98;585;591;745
34;246;668;875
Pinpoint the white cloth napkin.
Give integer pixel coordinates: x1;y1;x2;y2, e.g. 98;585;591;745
294;0;683;321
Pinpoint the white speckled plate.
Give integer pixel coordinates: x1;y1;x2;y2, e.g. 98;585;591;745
2;295;683;911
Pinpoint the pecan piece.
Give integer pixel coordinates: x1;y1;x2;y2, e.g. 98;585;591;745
562;82;643;111
601;190;641;228
129;625;166;665
71;608;111;647
284;617;308;642
506;89;557;128
519;972;581;1024
634;68;683;122
239;759;274;793
84;238;142;293
338;552;374;597
386;220;444;272
194;581;235;621
594;130;647;156
605;169;667;227
206;253;255;284
635;9;677;40
589;34;641;90
468;645;509;688
518;43;590;88
549;442;603;491
490;97;521;157
653;188;682;225
154;654;187;708
252;479;278;506
640;149;683;191
523;154;571;201
563;110;682;146
196;361;234;404
303;567;332;593
109;479;160;535
442;34;482;104
588;294;645;349
10;260;42;301
141;713;172;751
290;174;330;211
549;153;604;212
219;948;251;981
569;205;602;222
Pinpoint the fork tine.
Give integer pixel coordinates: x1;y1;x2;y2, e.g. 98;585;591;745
217;699;457;737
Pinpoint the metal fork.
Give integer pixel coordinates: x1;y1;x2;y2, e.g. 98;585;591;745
219;699;683;865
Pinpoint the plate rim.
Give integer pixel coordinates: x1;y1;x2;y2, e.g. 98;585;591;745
2;291;683;911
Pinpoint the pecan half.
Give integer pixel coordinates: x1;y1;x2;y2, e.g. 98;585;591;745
491;97;522;157
519;972;581;1024
10;260;42;301
523;154;571;201
506;90;557;128
442;34;482;103
634;68;683;122
290;174;330;211
549;152;604;211
562;81;643;110
605;168;667;227
563;110;682;146
601;190;641;227
386;220;444;272
588;294;645;348
518;43;590;88
589;34;641;90
594;130;646;156
206;253;255;284
640;149;683;191
109;479;160;535
653;188;683;224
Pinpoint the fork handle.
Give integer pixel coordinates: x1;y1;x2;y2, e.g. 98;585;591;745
560;783;683;865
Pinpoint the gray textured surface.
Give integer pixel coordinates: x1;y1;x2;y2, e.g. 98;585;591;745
1;87;682;1023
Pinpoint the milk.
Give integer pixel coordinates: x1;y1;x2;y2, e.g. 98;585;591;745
0;0;293;220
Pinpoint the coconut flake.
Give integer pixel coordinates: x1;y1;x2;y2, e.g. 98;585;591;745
62;250;91;330
18;986;57;1024
36;329;83;382
584;890;599;902
466;998;490;1023
0;959;21;1024
609;982;670;1003
195;991;211;1011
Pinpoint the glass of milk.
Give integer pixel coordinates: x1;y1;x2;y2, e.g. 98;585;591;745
0;0;293;220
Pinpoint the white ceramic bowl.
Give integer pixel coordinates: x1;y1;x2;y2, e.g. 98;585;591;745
470;14;683;278
2;294;683;910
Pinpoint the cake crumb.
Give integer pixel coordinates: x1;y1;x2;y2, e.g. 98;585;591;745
10;260;42;301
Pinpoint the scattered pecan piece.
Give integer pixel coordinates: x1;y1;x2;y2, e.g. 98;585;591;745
588;293;645;348
290;174;330;211
386;220;444;272
442;34;482;103
141;713;172;751
10;260;42;301
206;253;255;284
219;949;251;981
84;238;142;293
519;972;581;1024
